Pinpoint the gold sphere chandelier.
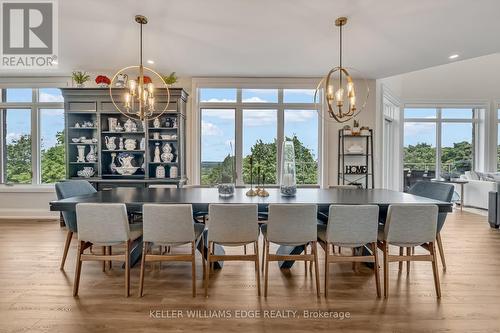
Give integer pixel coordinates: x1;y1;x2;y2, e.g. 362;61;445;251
110;15;170;121
315;17;369;123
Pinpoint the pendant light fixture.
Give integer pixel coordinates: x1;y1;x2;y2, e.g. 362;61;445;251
110;15;170;121
315;17;369;123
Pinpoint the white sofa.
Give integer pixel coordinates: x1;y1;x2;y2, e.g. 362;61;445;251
460;171;498;209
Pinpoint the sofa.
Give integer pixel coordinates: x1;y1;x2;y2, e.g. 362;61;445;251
460;171;498;209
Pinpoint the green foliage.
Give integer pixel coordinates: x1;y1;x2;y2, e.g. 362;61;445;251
41;131;66;183
5;131;66;184
162;72;178;85
404;141;473;173
201;136;318;186
6;134;32;183
72;71;90;84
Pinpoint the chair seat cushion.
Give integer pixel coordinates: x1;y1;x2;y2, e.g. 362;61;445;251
194;222;205;240
129;223;143;241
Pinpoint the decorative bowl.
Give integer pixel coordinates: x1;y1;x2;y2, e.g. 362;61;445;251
115;166;139;175
72;138;80;143
161;134;171;140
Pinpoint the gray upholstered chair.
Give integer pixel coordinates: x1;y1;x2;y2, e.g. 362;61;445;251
377;204;440;298
205;204;260;297
139;204;205;297
318;205;381;298
407;181;454;271
55;180;97;270
73;203;143;297
329;185;359;189
263;204;319;297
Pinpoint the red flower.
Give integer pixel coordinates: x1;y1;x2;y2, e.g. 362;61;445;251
137;76;152;84
95;75;111;85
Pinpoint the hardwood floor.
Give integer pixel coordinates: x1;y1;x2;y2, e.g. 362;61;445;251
1;211;500;332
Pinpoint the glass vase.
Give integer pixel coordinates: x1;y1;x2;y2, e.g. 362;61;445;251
280;140;297;196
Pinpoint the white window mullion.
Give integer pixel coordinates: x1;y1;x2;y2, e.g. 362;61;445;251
435;108;442;178
235;89;243;185
276;89;284;185
31;89;39;184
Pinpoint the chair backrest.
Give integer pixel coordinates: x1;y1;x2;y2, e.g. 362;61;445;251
326;205;379;247
148;184;177;188
142;204;195;244
55;181;97;232
383;204;438;247
407;180;454;232
208;204;258;244
329;185;359;189
76;203;130;244
267;204;317;245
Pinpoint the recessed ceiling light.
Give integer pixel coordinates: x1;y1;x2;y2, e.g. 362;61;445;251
147;59;155;64
448;54;459;60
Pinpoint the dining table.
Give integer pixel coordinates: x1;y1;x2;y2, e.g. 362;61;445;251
50;187;452;269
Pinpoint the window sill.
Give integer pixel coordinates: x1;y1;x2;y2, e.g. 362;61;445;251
0;184;55;193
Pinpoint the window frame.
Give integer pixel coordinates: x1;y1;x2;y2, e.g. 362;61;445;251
193;78;323;187
403;104;482;179
0;88;64;185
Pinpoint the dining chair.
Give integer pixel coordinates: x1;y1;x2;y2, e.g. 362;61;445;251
318;205;381;298
329;185;359;189
263;204;319;297
55;180;96;270
377;204;440;298
138;204;205;297
73;203;143;297
407;181;454;271
205;204;260;297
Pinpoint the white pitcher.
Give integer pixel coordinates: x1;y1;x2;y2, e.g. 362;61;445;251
105;136;116;150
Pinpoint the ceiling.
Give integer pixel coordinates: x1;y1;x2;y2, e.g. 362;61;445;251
4;0;500;78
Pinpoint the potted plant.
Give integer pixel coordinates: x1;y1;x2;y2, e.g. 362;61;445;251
72;71;90;88
95;75;111;88
162;72;178;86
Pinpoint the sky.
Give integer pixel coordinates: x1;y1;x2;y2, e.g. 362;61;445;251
4;88;64;150
200;89;318;162
403;108;475;147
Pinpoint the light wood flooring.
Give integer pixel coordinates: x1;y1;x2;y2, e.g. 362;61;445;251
0;211;499;332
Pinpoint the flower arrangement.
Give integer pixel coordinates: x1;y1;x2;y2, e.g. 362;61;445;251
136;76;152;84
95;75;111;88
72;71;90;88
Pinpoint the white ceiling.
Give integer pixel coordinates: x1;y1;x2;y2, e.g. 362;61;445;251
5;0;500;78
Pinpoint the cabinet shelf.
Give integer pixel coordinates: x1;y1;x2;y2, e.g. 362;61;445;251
338;128;374;189
101;131;145;134
148;127;178;130
102;150;145;153
69;127;97;130
69;161;98;164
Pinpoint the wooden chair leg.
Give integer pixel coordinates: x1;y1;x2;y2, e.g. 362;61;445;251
264;240;270;297
324;243;330;298
205;241;211;297
372;242;381;298
191;241;196;297
201;235;206;280
254;241;261;296
312;241;320;297
138;242;147;297
60;230;73;270
304;244;308;273
72;241;84;297
406;247;411;275
430;242;442;298
398;247;403;271
125;240;130;297
102;246;107;272
108;246;112;270
383;242;389;298
261;237;266;272
436;233;447;271
244;244;247;254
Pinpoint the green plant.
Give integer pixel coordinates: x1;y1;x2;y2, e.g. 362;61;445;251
72;71;90;85
162;72;178;85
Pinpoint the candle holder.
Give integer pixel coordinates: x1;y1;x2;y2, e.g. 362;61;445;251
258;174;269;197
246;156;257;197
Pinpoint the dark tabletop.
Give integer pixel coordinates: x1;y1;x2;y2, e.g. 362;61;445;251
50;188;453;213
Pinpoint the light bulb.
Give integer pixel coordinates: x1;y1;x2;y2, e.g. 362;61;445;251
129;80;136;93
327;85;334;100
349;95;356;106
335;87;344;107
148;83;154;94
125;92;131;108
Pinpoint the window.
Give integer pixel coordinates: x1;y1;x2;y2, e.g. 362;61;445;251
0;88;65;184
403;107;479;190
199;86;320;186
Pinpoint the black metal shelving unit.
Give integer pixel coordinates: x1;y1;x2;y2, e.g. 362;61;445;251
337;129;374;189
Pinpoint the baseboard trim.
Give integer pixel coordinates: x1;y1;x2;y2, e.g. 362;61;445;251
0;208;59;219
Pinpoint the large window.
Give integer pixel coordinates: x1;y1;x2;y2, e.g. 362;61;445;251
199;87;320;186
403;107;478;190
0;88;65;184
